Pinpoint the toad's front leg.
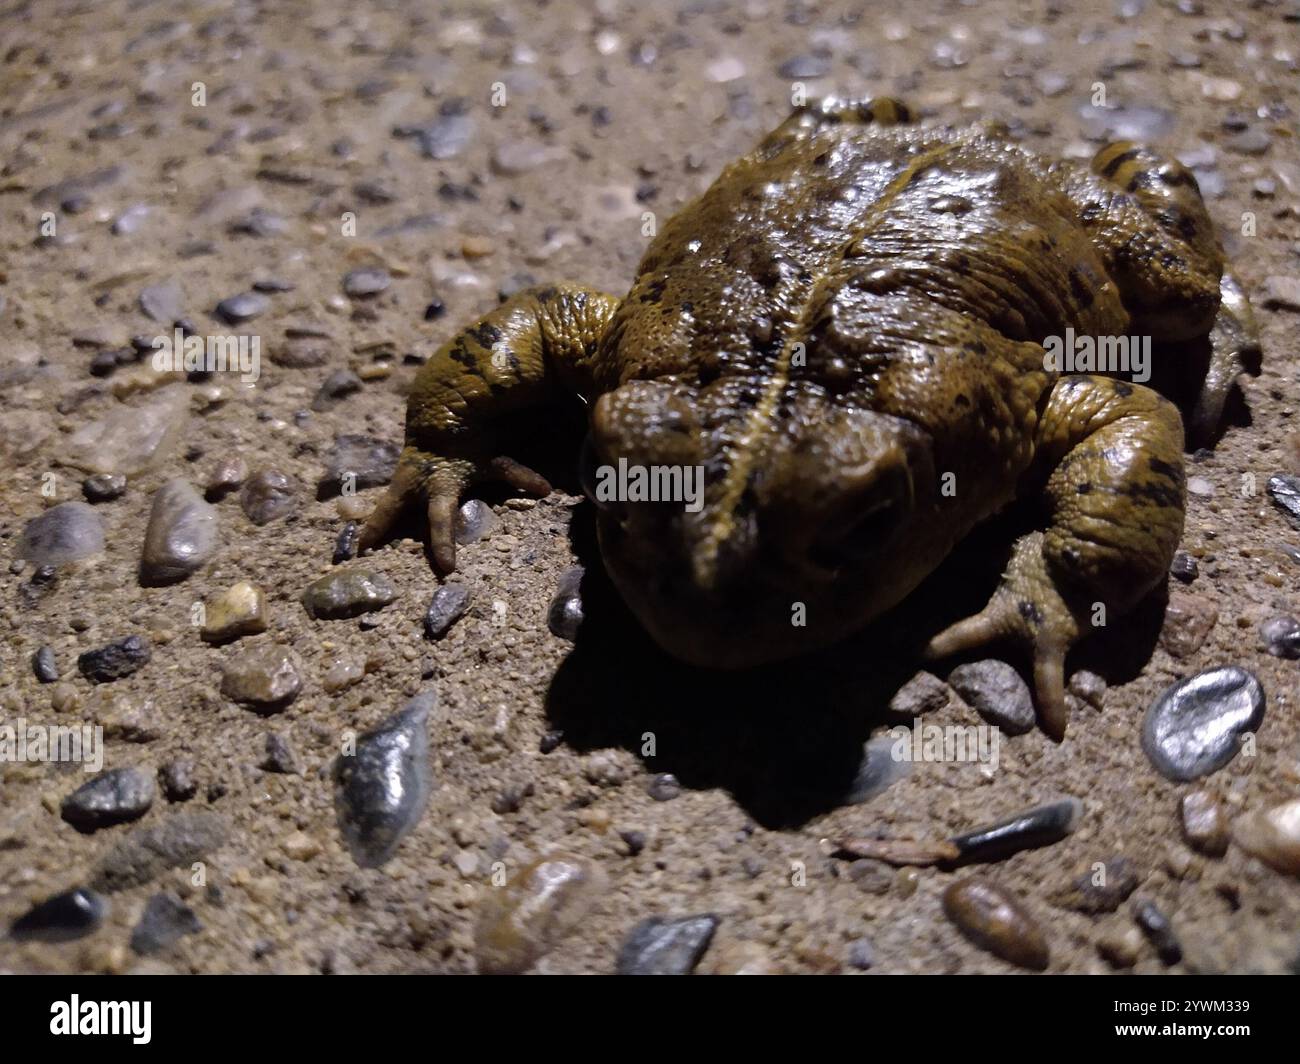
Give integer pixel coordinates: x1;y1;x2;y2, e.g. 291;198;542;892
926;374;1185;740
357;284;620;571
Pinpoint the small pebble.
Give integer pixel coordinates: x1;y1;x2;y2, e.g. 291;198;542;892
215;291;269;324
1049;855;1139;913
1141;666;1265;781
1158;592;1218;658
334;691;435;868
1170;550;1199;583
62;767;156;832
204;456;247;501
200;581;269;643
158;760;197;802
92;812;228;893
32;645;59;683
647;773;682;802
239;469;298;525
1267;474;1300;528
219;645;303;711
78;635;151;683
1180;791;1229;857
846;937;875;971
82;473;127;503
139;478;218;584
425;584;471;639
1132;898;1182;965
261;732;302;775
129;893;200;955
302;568;397;619
333;522;360;564
323;657;365;693
455;499;501;544
887;670;950;717
547;567;584;641
950;797;1084;864
1231;799;1300;876
942;877;1049;970
342;267;391;298
10;888;107;942
474;853;605;974
313;369;363;410
320;435;399;494
1259;616;1300;659
1068;670;1107;710
947;660;1035;735
616;914;719;975
18;502;105;566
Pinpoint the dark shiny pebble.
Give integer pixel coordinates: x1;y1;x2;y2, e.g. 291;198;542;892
1267;475;1300;528
1260;616;1300;659
129;892;201;956
61;767;155;832
1141;666;1265;781
1132;899;1182;965
949;797;1084;864
1170;550;1199;583
78;634;151;683
539;729;564;754
313;369;363;411
424;299;446;320
83;472;127;502
32;645;59;683
425;584;470;639
616;914;719;975
547;567;584;641
320;435;399;495
334;691;434;868
777;55;831;78
333;521;359;565
10;888;107;942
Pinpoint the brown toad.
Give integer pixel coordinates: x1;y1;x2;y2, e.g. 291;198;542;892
358;97;1259;739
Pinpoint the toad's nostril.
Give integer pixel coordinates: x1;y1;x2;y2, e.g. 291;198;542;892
806;464;912;571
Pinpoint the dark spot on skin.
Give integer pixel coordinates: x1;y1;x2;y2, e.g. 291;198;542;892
681;301;694;314
638;278;668;305
1061;546;1082;569
1148;456;1181;481
954;393;970;408
1018;600;1043;625
467;322;502;349
1080;202;1103;224
534;286;559;305
1076;482;1092;494
1158;167;1198;189
1159;252;1183;270
1100;147;1143;179
1126;480;1183;509
1112;380;1133;397
448;340;477;370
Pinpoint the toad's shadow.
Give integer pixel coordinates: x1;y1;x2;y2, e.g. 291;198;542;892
544;500;1166;829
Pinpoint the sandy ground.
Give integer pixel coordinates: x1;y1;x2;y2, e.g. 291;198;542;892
1;0;1299;975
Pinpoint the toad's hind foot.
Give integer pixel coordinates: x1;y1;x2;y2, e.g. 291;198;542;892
924;532;1088;742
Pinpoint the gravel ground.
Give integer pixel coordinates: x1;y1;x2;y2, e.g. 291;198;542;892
2;0;1299;975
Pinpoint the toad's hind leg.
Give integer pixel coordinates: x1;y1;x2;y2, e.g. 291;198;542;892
357;284;620;572
925;374;1185;740
1085;142;1261;443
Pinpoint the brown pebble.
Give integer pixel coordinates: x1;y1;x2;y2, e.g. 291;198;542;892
1231;799;1300;876
1179;790;1229;857
942;877;1049;970
1158;592;1218;659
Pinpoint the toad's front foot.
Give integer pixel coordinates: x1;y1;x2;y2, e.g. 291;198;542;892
356;446;550;572
924;531;1088;742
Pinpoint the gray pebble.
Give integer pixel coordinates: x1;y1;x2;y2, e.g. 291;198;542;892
83;473;127;503
1170;550;1199;583
616;914;719;975
302;568;397;619
647;773;682;802
342;267;391;298
78;634;151;683
159;760;197;802
1142;666;1264;780
215;291;269;324
139;478;218;584
139;280;184;324
847;938;875;970
129;892;201;955
455;499;500;544
425;584;470;639
334;690;435;868
948;659;1036;735
333;521;359;565
18;502;105;566
1267;475;1300;528
261;732;302;775
240;469;298;525
406;115;476;159
32;645;59;683
312;369;362;410
777;55;831;78
1259;616;1300;659
62;767;156;832
887;670;951;718
950;797;1084;864
92;812;228;893
10;887;107;943
320;435;399;495
1133;898;1182;965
